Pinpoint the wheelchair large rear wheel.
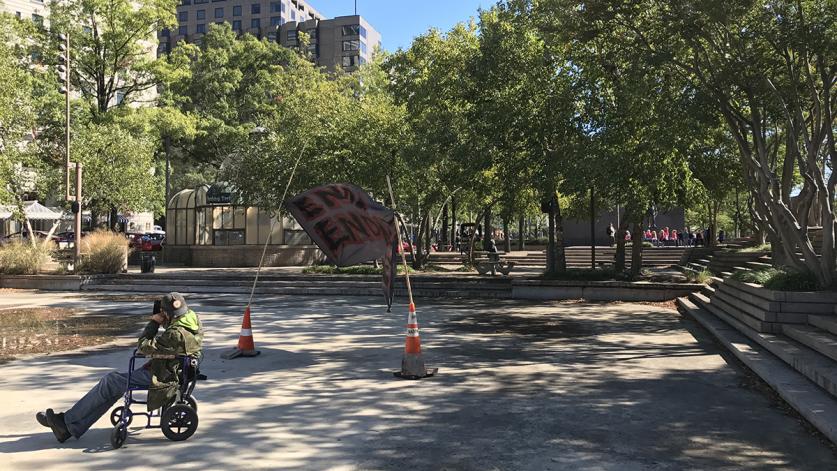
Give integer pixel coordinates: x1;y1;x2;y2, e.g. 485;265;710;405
161;404;198;441
110;424;128;449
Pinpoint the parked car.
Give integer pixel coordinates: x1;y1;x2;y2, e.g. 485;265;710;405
138;233;165;252
1;231;60;247
55;231;88;244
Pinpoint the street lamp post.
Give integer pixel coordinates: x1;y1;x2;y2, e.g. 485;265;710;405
58;32;82;268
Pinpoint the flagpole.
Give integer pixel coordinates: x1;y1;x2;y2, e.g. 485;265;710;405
386;175;414;307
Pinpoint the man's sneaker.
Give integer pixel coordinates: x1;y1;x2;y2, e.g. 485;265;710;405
36;411;49;428
45;409;71;443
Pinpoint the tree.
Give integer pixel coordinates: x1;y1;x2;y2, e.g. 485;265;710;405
71;120;162;220
47;0;177;116
386;24;482;268
549;0;837;285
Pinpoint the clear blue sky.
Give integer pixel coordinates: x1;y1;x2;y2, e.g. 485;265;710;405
312;1;493;51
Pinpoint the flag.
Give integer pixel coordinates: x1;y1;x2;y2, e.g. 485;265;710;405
287;184;399;309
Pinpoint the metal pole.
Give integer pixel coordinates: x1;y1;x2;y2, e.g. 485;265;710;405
386;175;415;307
64;33;71;201
74;164;82;267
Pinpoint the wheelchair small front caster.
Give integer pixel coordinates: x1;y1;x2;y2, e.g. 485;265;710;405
110;406;133;427
110;424;128;449
161;404;198;441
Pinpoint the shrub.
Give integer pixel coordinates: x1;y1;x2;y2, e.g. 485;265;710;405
731;267;819;292
77;231;130;274
0;241;53;275
686;269;713;284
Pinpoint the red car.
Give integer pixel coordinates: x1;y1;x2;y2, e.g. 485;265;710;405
129;233;165;252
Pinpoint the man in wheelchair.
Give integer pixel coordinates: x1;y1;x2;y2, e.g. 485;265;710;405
36;292;203;443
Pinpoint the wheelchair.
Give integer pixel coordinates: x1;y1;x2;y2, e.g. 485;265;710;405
109;349;206;449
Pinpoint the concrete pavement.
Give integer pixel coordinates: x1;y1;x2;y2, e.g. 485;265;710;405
0;292;835;470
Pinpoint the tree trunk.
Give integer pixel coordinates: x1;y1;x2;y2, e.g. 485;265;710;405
518;215;525;251
555;197;566;272
483;206;493;251
450;198;457;253
547;200;556;274
503;217;511;253
109;206;118;232
590;187;596;269
614;219;630;273
630;220;643;278
441;203;448;250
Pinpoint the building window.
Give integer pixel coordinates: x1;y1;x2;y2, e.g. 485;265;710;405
232;5;241;15
270;2;281;13
342;25;360;36
181;0;191;5
360;41;367;55
178;11;187;21
251;3;260;14
360;25;367;38
178;25;188;35
196;23;206;33
194;0;208;4
342;55;359;68
307;28;317;40
15;11;21;18
287;30;297;42
161;28;170;37
31;14;44;26
115;91;125;105
251;18;260;29
342;40;359;52
291;10;295;20
267;31;277;41
232;20;241;30
215;7;223;18
270;16;282;26
196;9;205;19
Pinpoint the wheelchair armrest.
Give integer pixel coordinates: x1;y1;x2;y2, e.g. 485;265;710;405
197;373;208;381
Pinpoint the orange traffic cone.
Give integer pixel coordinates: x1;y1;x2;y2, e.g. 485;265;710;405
394;302;437;380
221;306;261;359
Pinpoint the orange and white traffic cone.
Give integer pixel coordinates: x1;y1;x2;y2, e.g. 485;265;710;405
394;302;437;380
221;306;261;359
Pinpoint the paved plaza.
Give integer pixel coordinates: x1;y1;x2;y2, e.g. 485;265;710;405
0;292;835;470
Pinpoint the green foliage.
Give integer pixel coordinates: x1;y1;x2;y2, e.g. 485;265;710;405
47;0;177;115
731;268;820;292
0;241;53;275
77;230;130;274
72;121;162;216
685;269;713;284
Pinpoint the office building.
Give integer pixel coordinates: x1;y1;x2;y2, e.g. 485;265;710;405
278;14;380;71
159;0;380;71
1;0;48;26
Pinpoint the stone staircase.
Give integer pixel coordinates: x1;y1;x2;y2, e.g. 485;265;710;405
82;272;514;299
683;250;771;277
496;246;688;268
677;278;837;442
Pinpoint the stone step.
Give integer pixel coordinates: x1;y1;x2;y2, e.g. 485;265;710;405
675;296;837;443
700;284;716;298
713;289;807;324
784;325;837;364
811;316;837;336
689;292;776;333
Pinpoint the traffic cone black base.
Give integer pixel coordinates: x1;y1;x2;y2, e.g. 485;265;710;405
221;348;261;360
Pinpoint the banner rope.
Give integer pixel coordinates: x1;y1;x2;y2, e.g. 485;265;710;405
248;143;307;308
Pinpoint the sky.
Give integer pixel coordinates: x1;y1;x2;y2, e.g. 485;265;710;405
311;0;493;51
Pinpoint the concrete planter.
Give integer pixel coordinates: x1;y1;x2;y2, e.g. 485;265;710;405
511;279;702;302
0;275;95;291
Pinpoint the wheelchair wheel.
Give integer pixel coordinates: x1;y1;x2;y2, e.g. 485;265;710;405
161;404;198;441
110;424;128;449
110;406;133;427
186;396;197;412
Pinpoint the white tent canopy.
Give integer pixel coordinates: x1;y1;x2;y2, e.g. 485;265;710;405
0;201;65;221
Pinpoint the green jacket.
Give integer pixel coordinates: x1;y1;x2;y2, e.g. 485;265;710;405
137;310;203;411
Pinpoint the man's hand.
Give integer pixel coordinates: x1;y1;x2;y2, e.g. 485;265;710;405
150;313;168;325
